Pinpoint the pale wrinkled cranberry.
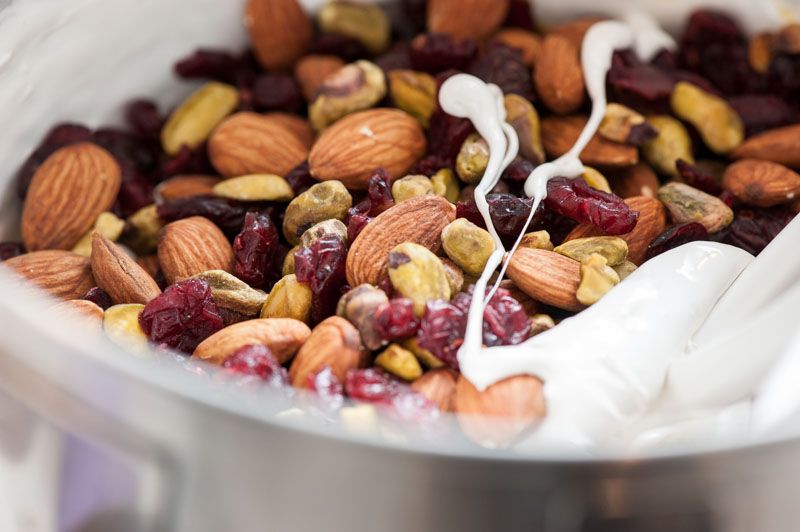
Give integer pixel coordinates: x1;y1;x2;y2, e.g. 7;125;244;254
233;212;280;289
222;344;289;387
645;223;710;260
307;366;344;411
375;298;419;342
417;300;466;369
0;242;25;262
545;177;638;235
294;235;348;324
82;287;113;310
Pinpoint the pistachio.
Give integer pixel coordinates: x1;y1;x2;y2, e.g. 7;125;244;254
337;284;389;350
455;133;490;184
576;253;620;306
72;212;126;257
387;243;451;316
309;60;386;131
261;274;313;323
317;1;390;54
670;82;744;154
642;115;694;178
441;218;496;275
283;245;300;276
392;174;435;203
581;167;612;193
529;314;555;336
104;304;150;357
402;337;445;369
161;82;239;156
300;219;349;249
554;236;628;266
283;181;352;245
613;260;638;281
657;183;734;234
375;343;423;381
122;204;163;255
212;174;294;202
518;230;553;251
431;168;460;203
440;257;465;295
191;270;267;317
504;94;545;165
388;70;437;128
599;103;657;146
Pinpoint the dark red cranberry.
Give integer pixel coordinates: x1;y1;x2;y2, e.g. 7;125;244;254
410;154;451;176
124;99;164;140
729;94;798;136
627;122;660;146
307;365;344;411
769;53;800;99
16;123;93;198
284;160;316;195
545;177;639;235
310;33;367;62
82;287;113;311
233;212;280;289
294;234;348;324
93;128;159;173
366;168;395;216
456;198;486;229
410;33;477;74
645;223;710;261
608;50;677;112
503;0;535;30
712;207;795;256
375;42;412;74
375;298;419;341
157;196;249;235
252;73;304;114
487;193;540;245
502;157;536;182
159;144;215;178
674;159;722;195
718;189;736;209
345;368;440;423
222;344;289;387
469;42;536;101
399;0;427;35
347;213;372;242
0;242;25;262
174;48;247;84
453;285;531;347
116;171;155;217
139;279;224;353
417;300;467;369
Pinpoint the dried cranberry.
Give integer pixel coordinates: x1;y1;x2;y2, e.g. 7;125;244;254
346;368;439;423
93;128;159;173
307;366;344;411
174;48;248;85
139;279;224;353
16;123;93;198
503;0;534;29
124;99;164;140
294;235;348;324
410;33;477;74
410;154;451;176
116;171;155;217
375;298;419;341
252;73;304;114
769;53;800;100
417;300;467;369
644;223;710;261
487;193;540;245
428;93;475;164
675;159;722;195
545;177;638;235
469;42;535;101
456;198;486;229
712;207;795;255
82;287;113;310
729;94;798;136
157;196;249;235
399;0;427;35
233;212;280;289
310;33;367;62
0;242;25;262
718;189;736;209
608;50;676;112
159;144;215;178
453;286;531;347
502;157;535;182
347;213;372;242
284;160;316;195
222;344;289;387
375;42;412;74
366;168;395;216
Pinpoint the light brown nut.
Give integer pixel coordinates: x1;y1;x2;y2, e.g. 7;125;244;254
541;115;639;168
104;304;150;357
441;218;496;275
670;82;744;154
748;33;775;74
261;274;312;323
194;318;311;365
192;269;267;317
295;54;346;101
554;236;628;266
347;195;456;286
72;212;126;257
529;314;555;336
136;255;161;279
456;133;490;184
122;205;163;256
283;245;300;276
91;234;161;305
309;60;387;131
375;343;423;381
388;243;451;316
263;112;315;149
494;28;541;67
161;82;239;155
309;108;427;189
388;70;437;128
504;94;545;165
722;159;800;207
289;316;365;387
427;0;509;41
317;2;390;54
156;175;221;202
455;375;546;449
440;257;465;295
208;112;308;178
158;217;234;284
506;248;583;311
431;168;460;203
613;260;638;281
599;103;657;146
4;250;94;300
610;163;660;198
641;115;694;177
402;337;445;369
411;369;457;412
535;34;585;115
658;183;733;234
246;0;313;71
50;299;104;329
732;124;800;168
581;166;612;193
576;253;620;306
392;174;435;203
337;284;389;350
299;219;349;249
213;174;294;202
283;181;352;245
518;230;554;251
22;143;121;252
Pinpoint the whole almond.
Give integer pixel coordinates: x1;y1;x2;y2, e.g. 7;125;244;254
155;175;221;202
454;375;546;448
535;35;585;115
347;195;456;286
208;112;308;178
427;0;509;41
610;163;660;198
289;316;366;388
506;248;583;311
309;108;427;189
723;158;800;207
245;0;313;71
411;369;458;412
158;216;233;284
732;124;800;168
194;318;311;364
4;250;95;300
542;115;638;168
22;143;121;251
50;299;104;327
264;112;314;149
294;54;346;101
91;233;161;305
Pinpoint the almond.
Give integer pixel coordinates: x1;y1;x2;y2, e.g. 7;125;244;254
49;299;104;327
4;250;95;300
158;216;233;284
136;254;161;279
155;175;221;202
541;115;638;168
427;0;509;41
91;233;161;305
309;108;427;189
194;318;311;365
723;158;800;207
454;375;546;448
346;195;455;286
294;54;346;101
289;316;366;388
610;163;660;198
263;112;314;149
506;248;583;311
245;0;313;71
564;196;667;265
22;143;121;251
732;124;800;168
208;112;308;178
534;34;585;115
494;28;541;67
411;369;458;412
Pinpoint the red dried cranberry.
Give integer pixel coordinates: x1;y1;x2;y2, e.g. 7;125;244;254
174;48;251;85
375;42;412;74
222;344;289;387
159;144;215;178
729;94;798;136
366;168;395;216
545;177;639;235
0;242;25;262
487;193;540;245
16;123;93;198
410;154;450;176
399;0;427;34
645;223;710;261
124;99;164;141
345;368;440;423
294;234;348;324
503;0;535;30
428;97;475;164
718;189;736;209
93;128;159;173
157;196;249;235
116;170;155;217
139;279;224;353
310;33;367;62
769;53;800;99
417;300;467;369
712;207;795;256
410;33;477;74
456;198;487;229
674;159;722;195
347;213;372;242
82;287;113;310
375;298;419;342
233;212;280;289
252;73;304;113
284;160;316;195
502;157;535;182
453;286;531;347
469;42;536;101
608;50;676;112
307;365;344;411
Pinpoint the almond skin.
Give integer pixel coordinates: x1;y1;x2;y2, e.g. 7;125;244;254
91;233;161;305
155;175;221;201
22;143;121;251
194;318;311;365
289;316;366;388
264;112;315;149
309;108;427;189
427;0;509;41
4;250;95;300
506;248;584;311
208;112;308;178
295;54;346;101
158;216;233;284
534;35;585;115
722;158;800;207
245;0;313;71
454;375;546;448
542;115;639;168
50;299;104;326
610;163;660;198
411;369;458;412
347;195;456;286
731;124;800;168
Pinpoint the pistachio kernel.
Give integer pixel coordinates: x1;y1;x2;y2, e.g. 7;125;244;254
441;218;496;276
387;243;451;316
576;253;621;306
375;343;423;381
642;115;695;178
657;182;734;234
190;270;267;317
599;103;657;146
581;166;612;194
670;82;744;155
392;174;435;203
261;274;313;323
104;304;151;357
554;236;628;266
455;133;490;184
504;94;545;165
337;284;389;351
518;230;554;251
72;212;126;257
212;174;294;202
431;168;460;203
161;81;239;156
317;1;391;54
529;314;556;336
402;337;445;369
388;70;437;128
309;60;387;131
122;204;163;255
613;260;638;281
283;180;352;245
440;257;465;295
300;219;349;249
283;245;300;276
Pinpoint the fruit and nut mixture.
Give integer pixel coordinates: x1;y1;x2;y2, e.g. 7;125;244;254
2;0;800;446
